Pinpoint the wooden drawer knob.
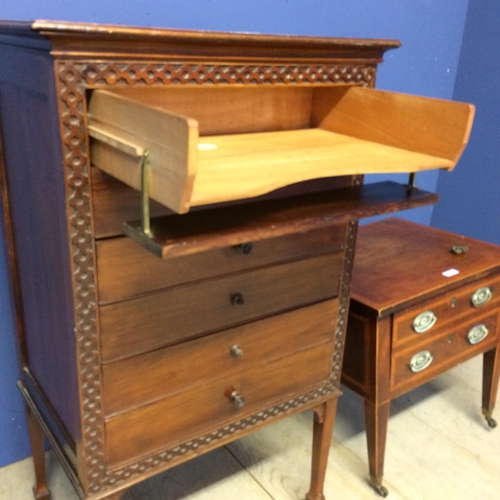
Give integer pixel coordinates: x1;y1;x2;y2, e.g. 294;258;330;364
230;391;246;408
231;293;245;306
412;310;437;333
409;350;433;373
467;324;489;345
233;243;253;254
471;287;492;307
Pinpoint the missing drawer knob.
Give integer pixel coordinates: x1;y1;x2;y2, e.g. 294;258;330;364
467;324;489;345
230;345;243;358
230;391;246;409
471;287;492;307
412;311;437;333
409;350;433;373
231;293;245;306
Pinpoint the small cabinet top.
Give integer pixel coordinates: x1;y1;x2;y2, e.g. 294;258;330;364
350;218;500;316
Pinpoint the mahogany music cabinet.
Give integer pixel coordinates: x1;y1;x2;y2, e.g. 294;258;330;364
0;21;473;500
342;217;500;497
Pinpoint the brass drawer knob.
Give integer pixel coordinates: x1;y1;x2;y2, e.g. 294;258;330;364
409;350;434;373
412;311;437;333
230;391;246;408
471;287;492;307
231;293;245;306
451;244;469;255
230;345;243;357
467;324;489;345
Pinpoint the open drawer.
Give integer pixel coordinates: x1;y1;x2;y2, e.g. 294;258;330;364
87;85;474;215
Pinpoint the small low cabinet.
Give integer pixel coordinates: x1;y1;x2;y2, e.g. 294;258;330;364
342;217;500;496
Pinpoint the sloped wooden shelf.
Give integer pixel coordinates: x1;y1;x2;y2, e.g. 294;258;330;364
123;181;439;259
190;128;455;207
87;85;474;214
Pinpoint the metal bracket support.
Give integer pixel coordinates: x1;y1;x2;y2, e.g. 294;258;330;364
141;150;153;238
408;172;416;189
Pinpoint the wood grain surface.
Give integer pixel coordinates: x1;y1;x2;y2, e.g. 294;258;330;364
88;85;471;213
90;166;354;239
392;275;500;348
108;86;314;136
102;299;338;416
96;226;345;303
124;182;438;258
350;218;500;316
104;342;334;467
99;253;342;362
312;86;474;164
390;310;499;397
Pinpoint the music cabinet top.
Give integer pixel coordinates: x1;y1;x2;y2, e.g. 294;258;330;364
0;20;401;60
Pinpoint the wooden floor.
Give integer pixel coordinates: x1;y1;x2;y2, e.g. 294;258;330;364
1;355;499;500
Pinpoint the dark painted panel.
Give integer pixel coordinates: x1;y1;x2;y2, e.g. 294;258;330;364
0;47;80;445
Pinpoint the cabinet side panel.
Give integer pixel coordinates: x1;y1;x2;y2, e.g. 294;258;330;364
0;46;80;443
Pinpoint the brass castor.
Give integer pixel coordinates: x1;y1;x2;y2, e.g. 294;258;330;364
304;494;325;500
373;484;389;497
370;477;389;497
486;416;497;428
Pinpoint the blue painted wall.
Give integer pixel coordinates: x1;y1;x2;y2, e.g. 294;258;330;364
431;0;500;245
0;222;30;467
0;1;469;467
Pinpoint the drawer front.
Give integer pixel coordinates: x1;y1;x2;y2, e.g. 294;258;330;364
102;299;338;416
104;341;334;467
393;275;500;349
91;166;354;239
391;310;499;394
96;225;346;303
100;252;342;362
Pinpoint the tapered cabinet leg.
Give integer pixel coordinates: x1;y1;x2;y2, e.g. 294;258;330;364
482;346;500;428
305;398;338;500
364;399;390;497
26;406;51;500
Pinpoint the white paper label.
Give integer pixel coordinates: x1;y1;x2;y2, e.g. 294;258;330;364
442;268;460;278
197;143;218;151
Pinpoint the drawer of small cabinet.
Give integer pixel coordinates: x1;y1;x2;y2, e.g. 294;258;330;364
104;341;334;467
393;275;500;349
100;252;342;362
391;310;499;395
96;225;346;303
102;299;337;416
